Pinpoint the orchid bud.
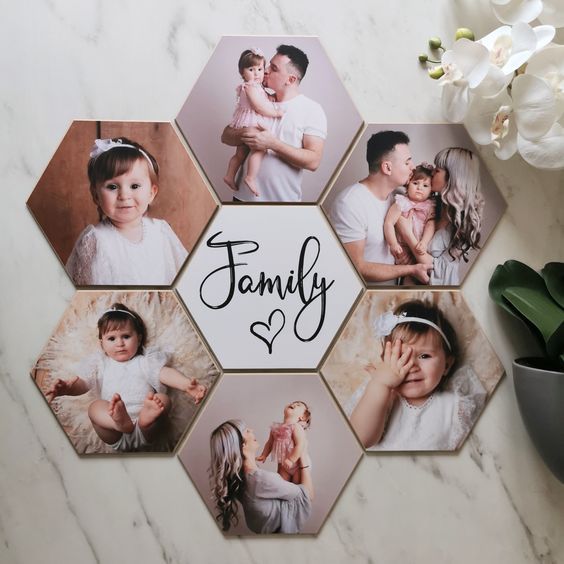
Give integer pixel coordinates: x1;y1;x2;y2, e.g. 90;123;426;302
428;37;442;50
455;27;474;41
418;53;429;63
428;66;445;80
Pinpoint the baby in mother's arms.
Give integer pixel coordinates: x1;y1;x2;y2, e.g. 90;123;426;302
330;130;483;286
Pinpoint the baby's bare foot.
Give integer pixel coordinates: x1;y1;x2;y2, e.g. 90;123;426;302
244;176;259;197
223;175;238;192
108;393;134;433
138;392;165;430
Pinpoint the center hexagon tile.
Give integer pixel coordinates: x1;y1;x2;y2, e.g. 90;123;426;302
178;373;363;535
176;205;363;370
321;290;505;452
31;290;220;454
27;120;217;287
176;36;363;203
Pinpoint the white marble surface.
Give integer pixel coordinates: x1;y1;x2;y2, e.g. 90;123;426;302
1;0;563;562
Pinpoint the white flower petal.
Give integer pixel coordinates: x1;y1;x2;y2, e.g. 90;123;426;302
526;44;564;76
479;25;512;51
491;0;512;5
539;0;564;27
442;82;471;122
450;39;491;88
526;45;564;118
517;124;564;169
533;25;556;50
512;74;557;139
492;0;543;24
511;22;537;54
472;65;511;97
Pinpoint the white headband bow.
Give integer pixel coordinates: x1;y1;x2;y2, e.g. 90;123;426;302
373;311;452;351
250;46;264;57
90;138;154;171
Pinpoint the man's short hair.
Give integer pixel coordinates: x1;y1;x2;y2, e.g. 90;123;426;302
366;130;410;172
276;44;309;81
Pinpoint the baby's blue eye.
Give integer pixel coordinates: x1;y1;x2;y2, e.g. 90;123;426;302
131;184;141;190
105;184;118;191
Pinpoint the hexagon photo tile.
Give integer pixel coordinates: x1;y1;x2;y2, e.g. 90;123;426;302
27;120;217;287
322;124;507;287
178;373;362;535
31;291;220;454
321;290;504;452
176;36;363;203
176;205;363;370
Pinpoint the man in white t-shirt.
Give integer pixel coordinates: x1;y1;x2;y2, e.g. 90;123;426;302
330;131;430;285
221;44;327;202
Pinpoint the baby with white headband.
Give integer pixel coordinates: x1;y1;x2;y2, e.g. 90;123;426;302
65;137;188;286
45;303;207;452
223;48;284;197
348;299;486;451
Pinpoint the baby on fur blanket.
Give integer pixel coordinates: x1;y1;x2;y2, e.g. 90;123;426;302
46;303;207;452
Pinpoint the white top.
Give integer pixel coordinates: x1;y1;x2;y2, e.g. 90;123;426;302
346;366;487;451
235;94;327;203
76;349;169;421
330;182;396;285
65;217;188;286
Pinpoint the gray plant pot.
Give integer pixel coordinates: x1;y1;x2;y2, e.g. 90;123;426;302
513;358;564;483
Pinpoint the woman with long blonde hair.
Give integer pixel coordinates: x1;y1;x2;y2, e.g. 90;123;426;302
428;147;484;284
209;419;313;534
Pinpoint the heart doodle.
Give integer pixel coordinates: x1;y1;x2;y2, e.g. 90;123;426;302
250;309;286;354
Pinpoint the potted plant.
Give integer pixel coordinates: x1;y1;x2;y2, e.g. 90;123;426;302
489;260;564;482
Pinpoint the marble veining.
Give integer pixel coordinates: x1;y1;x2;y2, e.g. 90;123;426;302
1;0;563;562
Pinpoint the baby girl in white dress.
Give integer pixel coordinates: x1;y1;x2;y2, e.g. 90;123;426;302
46;303;206;451
66;137;188;286
348;299;486;451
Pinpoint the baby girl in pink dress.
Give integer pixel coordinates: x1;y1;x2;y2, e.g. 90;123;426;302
223;48;284;197
256;401;311;483
384;164;436;276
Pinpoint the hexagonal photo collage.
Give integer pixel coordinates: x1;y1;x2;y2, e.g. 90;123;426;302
27;35;506;535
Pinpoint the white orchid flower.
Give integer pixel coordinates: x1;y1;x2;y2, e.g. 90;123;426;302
465;74;557;159
526;45;564;119
490;0;544;25
474;22;555;97
439;39;491;122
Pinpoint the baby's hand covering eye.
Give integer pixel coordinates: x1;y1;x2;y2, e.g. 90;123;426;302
366;339;414;390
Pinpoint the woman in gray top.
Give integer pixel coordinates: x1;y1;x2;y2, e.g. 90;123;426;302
210;419;314;534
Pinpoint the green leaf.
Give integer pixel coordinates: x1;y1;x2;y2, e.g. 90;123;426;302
542;262;564;310
503;286;564;360
489;260;546;317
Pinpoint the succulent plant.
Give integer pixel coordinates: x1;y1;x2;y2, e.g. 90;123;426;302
489;260;564;369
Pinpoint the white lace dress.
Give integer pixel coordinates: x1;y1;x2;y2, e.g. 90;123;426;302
346;366;487;451
65;217;188;286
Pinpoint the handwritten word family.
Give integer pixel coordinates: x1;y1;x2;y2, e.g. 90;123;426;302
199;232;335;350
